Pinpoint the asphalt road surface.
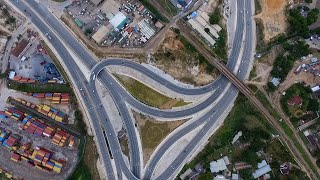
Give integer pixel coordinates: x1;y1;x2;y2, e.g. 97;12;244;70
10;0;255;179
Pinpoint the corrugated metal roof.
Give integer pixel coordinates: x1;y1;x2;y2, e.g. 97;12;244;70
213;24;222;32
195;15;207;27
109;12;127;28
188;19;216;46
204;24;219;38
200;12;210;22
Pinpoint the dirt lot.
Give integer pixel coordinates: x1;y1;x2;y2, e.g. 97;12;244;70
133;112;186;165
0;1;25;35
248;45;284;85
256;0;288;42
151;30;218;86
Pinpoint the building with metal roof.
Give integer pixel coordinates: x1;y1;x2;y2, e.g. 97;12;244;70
188;19;216;46
195;15;207;27
252;160;272;179
109;12;127;30
210;158;227;173
213;24;222;32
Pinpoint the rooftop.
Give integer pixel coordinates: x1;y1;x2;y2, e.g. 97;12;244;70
287;96;303;106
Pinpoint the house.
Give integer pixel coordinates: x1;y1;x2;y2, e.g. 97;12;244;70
279;163;290;175
210;156;229;173
252;160;272;179
11;39;30;58
287;96;303;106
270;77;281;87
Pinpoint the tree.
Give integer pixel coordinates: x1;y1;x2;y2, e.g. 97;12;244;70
305;0;313;3
209;8;221;25
307;99;319;112
209;14;220;24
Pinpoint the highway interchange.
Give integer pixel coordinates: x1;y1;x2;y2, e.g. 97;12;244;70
10;0;255;179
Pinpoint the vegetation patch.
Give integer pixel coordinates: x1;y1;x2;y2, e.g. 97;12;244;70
280;83;319;124
212;29;227;60
68;136;99;180
179;95;307;179
139;0;168;22
115;74;188;109
158;0;178;16
133;112;186;163
69;109;100;180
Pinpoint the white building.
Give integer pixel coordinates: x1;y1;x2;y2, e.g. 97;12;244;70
188;19;216;46
210;156;230;173
252;160;272;179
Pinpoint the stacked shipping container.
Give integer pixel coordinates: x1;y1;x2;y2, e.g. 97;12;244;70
13;97;68;123
27;93;70;104
12;75;36;83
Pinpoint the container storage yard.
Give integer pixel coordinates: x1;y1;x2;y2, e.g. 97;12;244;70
0;97;79;180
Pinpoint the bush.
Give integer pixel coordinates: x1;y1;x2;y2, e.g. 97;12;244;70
209;8;221;25
305;0;313;3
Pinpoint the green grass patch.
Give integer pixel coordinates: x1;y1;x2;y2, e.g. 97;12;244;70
68;136;100;180
8;80;72;93
255;90;282;120
158;0;178;16
115;74;187;108
198;171;213;180
212;28;227;61
139;0;169;22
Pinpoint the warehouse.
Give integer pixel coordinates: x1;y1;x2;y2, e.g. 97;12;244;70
11;39;31;58
109;12;128;30
92;24;113;44
188;19;216;46
137;19;156;40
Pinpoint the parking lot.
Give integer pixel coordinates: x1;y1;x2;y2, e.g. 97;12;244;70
9;28;64;83
66;0;164;47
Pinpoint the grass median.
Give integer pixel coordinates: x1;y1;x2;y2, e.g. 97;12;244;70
114;74;189;109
